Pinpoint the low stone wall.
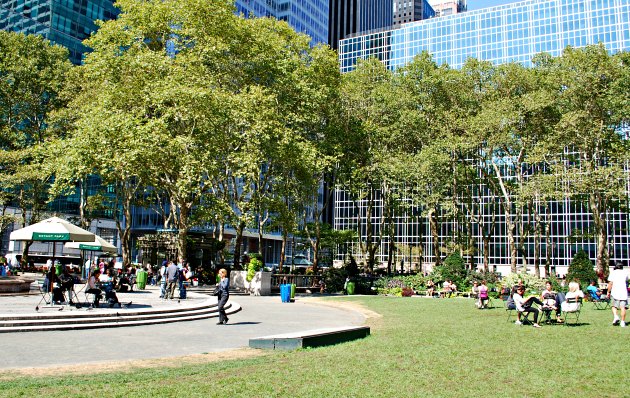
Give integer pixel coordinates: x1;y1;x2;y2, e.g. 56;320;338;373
0;276;35;293
230;271;271;296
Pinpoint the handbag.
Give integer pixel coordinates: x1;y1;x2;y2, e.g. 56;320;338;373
213;285;221;296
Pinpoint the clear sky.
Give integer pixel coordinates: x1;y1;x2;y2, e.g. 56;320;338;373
467;0;524;11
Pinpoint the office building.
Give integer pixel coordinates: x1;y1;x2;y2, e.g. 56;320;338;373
428;0;466;18
393;0;435;27
328;0;393;49
236;0;329;45
335;0;630;274
0;0;119;64
340;0;629;72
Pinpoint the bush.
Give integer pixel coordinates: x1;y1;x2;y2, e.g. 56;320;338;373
502;272;546;295
323;267;347;293
566;250;597;289
431;253;468;289
246;257;263;282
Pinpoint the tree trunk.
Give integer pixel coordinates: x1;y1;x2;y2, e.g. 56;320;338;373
233;220;246;270
533;204;542;278
218;223;225;267
545;222;552;278
79;178;90;229
482;234;490;273
589;192;608;277
428;207;441;267
279;229;287;273
312;220;321;272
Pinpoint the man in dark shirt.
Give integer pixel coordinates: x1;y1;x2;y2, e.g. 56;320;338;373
164;261;179;300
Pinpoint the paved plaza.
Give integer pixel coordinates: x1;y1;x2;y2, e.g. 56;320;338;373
0;282;366;370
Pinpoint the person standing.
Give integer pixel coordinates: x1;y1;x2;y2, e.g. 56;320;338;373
159;260;168;298
607;261;629;327
164;261;179;300
216;268;230;325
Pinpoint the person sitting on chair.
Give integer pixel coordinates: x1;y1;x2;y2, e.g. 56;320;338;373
513;285;543;328
86;269;102;308
561;281;584;313
540;281;563;323
426;280;436;297
471;281;480;300
59;266;76;304
478;280;489;309
586;281;605;301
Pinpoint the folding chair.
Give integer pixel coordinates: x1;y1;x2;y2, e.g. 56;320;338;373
562;297;582;326
505;299;518;322
588;291;610;310
35;279;52;311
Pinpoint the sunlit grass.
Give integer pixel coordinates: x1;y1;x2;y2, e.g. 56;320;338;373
1;296;626;398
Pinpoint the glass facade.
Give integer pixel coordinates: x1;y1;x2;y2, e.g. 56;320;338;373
329;0;394;49
340;0;630;72
0;0;119;64
393;0;436;27
236;0;329;45
335;0;630;274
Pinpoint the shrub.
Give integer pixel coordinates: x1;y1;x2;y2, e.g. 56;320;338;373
323;267;347;293
432;253;468;289
246;257;263;282
502;272;546;294
566;249;597;289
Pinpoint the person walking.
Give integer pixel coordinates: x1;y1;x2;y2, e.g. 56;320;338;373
164;261;179;300
607;261;629;327
216;268;230;325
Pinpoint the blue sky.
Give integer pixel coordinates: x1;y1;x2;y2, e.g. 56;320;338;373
467;0;523;10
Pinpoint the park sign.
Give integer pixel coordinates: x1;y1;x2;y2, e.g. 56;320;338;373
65;235;117;254
32;232;71;241
79;244;101;251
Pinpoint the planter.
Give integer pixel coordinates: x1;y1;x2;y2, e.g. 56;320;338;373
0;276;35;293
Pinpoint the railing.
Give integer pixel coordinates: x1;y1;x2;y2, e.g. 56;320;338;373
270;274;319;291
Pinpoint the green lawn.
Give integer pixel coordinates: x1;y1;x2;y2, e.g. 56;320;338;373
1;297;627;398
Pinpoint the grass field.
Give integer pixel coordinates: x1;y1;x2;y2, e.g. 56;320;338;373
0;296;627;398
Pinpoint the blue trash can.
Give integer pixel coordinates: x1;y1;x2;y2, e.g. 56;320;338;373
280;284;291;303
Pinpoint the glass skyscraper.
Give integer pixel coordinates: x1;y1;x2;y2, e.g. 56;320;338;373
335;0;630;274
328;0;393;49
0;0;119;64
340;0;630;72
235;0;329;45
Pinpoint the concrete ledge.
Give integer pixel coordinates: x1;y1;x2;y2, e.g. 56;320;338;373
249;325;370;350
0;300;242;332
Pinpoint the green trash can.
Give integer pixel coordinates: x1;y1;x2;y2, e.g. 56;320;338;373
136;270;147;290
346;281;356;295
55;264;63;276
290;283;296;299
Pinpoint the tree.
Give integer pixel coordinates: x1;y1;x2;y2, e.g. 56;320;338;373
340;58;405;271
0;31;72;261
566;249;597;288
538;46;630;276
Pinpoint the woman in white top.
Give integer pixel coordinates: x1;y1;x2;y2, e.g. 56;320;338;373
513;285;543;328
86;269;102;308
561;281;584;313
